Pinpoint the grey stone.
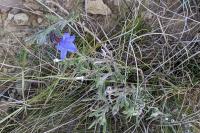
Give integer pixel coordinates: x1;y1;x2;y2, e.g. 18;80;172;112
13;13;29;25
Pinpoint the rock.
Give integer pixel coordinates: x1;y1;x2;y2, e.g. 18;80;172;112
13;13;29;25
0;0;23;13
7;13;14;21
37;17;43;24
86;0;111;15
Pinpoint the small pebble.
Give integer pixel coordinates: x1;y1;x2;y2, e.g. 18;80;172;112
14;13;29;25
37;17;43;24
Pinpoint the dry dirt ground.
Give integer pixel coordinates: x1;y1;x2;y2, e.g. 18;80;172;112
0;0;131;118
0;0;200;132
0;0;47;113
0;0;199;114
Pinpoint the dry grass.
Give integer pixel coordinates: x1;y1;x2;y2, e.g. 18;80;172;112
0;0;200;132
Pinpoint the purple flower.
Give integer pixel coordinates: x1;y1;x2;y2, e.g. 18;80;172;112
56;33;77;60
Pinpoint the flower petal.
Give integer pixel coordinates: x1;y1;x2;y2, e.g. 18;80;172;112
62;33;70;40
56;32;77;60
68;35;75;42
66;43;77;53
60;49;68;60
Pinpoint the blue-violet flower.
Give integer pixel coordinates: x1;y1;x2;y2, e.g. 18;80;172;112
56;33;77;60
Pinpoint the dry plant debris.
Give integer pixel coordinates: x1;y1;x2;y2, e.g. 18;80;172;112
0;0;200;132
